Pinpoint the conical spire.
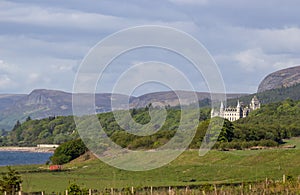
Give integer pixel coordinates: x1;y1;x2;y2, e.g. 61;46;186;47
237;100;240;108
220;101;224;110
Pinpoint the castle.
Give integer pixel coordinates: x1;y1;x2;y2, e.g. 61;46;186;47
211;96;261;122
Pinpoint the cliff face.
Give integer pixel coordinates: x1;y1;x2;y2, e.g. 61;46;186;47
258;66;300;93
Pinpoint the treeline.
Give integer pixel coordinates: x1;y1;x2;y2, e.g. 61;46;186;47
215;98;300;150
235;98;300;139
0;116;77;146
2;98;300;151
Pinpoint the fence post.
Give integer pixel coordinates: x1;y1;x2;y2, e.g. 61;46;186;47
4;191;6;195
168;186;171;195
150;186;153;195
240;183;243;195
283;174;286;183
89;189;92;195
131;186;134;194
214;184;217;195
18;191;22;195
66;190;68;195
42;191;44;195
111;188;114;195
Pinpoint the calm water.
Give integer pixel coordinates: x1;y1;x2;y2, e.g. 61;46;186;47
0;151;52;166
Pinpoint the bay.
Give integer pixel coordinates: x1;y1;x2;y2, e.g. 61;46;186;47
0;151;52;166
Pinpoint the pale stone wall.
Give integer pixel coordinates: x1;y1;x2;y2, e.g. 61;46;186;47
211;96;260;122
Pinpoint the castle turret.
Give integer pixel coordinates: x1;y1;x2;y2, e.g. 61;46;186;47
219;101;224;117
210;108;215;118
237;100;240;109
220;101;224;110
236;100;242;119
250;96;260;111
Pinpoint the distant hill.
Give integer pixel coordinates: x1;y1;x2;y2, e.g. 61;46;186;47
6;98;300;148
0;89;130;130
258;65;300;93
0;89;245;130
0;94;26;110
227;82;300;107
3;79;300;131
131;91;245;108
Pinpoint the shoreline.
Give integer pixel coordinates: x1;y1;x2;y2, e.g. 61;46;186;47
0;147;55;153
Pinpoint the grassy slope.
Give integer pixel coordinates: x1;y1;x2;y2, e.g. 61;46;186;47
0;138;299;192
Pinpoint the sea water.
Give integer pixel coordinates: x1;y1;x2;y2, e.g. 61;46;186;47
0;151;52;166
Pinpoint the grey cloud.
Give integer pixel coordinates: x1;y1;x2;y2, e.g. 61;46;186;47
0;0;299;94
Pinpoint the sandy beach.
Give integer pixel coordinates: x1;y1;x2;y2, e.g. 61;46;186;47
0;147;55;153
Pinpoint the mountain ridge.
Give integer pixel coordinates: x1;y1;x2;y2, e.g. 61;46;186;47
0;89;246;130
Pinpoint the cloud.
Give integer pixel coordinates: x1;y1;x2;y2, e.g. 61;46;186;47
168;0;208;6
0;60;19;90
224;26;300;72
254;27;300;54
0;1;124;31
234;48;269;72
0;58;77;93
0;0;299;94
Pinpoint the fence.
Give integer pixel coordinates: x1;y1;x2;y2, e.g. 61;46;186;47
7;175;300;195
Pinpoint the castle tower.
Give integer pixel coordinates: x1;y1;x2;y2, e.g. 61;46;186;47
219;101;224;117
210;108;215;118
237;100;240;109
236;100;242;119
250;96;260;111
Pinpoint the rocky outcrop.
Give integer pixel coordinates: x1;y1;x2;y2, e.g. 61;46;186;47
258;66;300;93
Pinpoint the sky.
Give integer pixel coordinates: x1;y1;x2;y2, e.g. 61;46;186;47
0;0;300;95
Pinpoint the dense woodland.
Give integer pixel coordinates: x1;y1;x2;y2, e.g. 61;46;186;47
2;83;300;165
1;97;300;151
1;116;77;146
2;83;300;146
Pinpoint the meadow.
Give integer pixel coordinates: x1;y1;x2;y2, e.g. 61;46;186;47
1;138;299;193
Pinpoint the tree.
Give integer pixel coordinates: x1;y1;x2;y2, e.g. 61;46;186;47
25;116;31;122
218;119;234;142
12;120;21;131
0;166;22;194
50;139;87;165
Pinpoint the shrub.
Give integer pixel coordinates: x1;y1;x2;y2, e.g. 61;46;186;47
67;183;88;195
50;139;87;165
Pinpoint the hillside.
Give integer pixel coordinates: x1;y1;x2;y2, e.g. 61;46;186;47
227;82;300;107
130;91;244;108
6;81;300;133
234;98;300;138
0;89;130;130
258;65;300;92
6;144;300;192
0;94;26;110
4;98;300;149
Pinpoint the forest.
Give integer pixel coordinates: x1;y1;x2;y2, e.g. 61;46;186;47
1;97;300;154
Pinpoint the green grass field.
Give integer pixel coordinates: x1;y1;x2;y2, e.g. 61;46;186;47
2;138;300;192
